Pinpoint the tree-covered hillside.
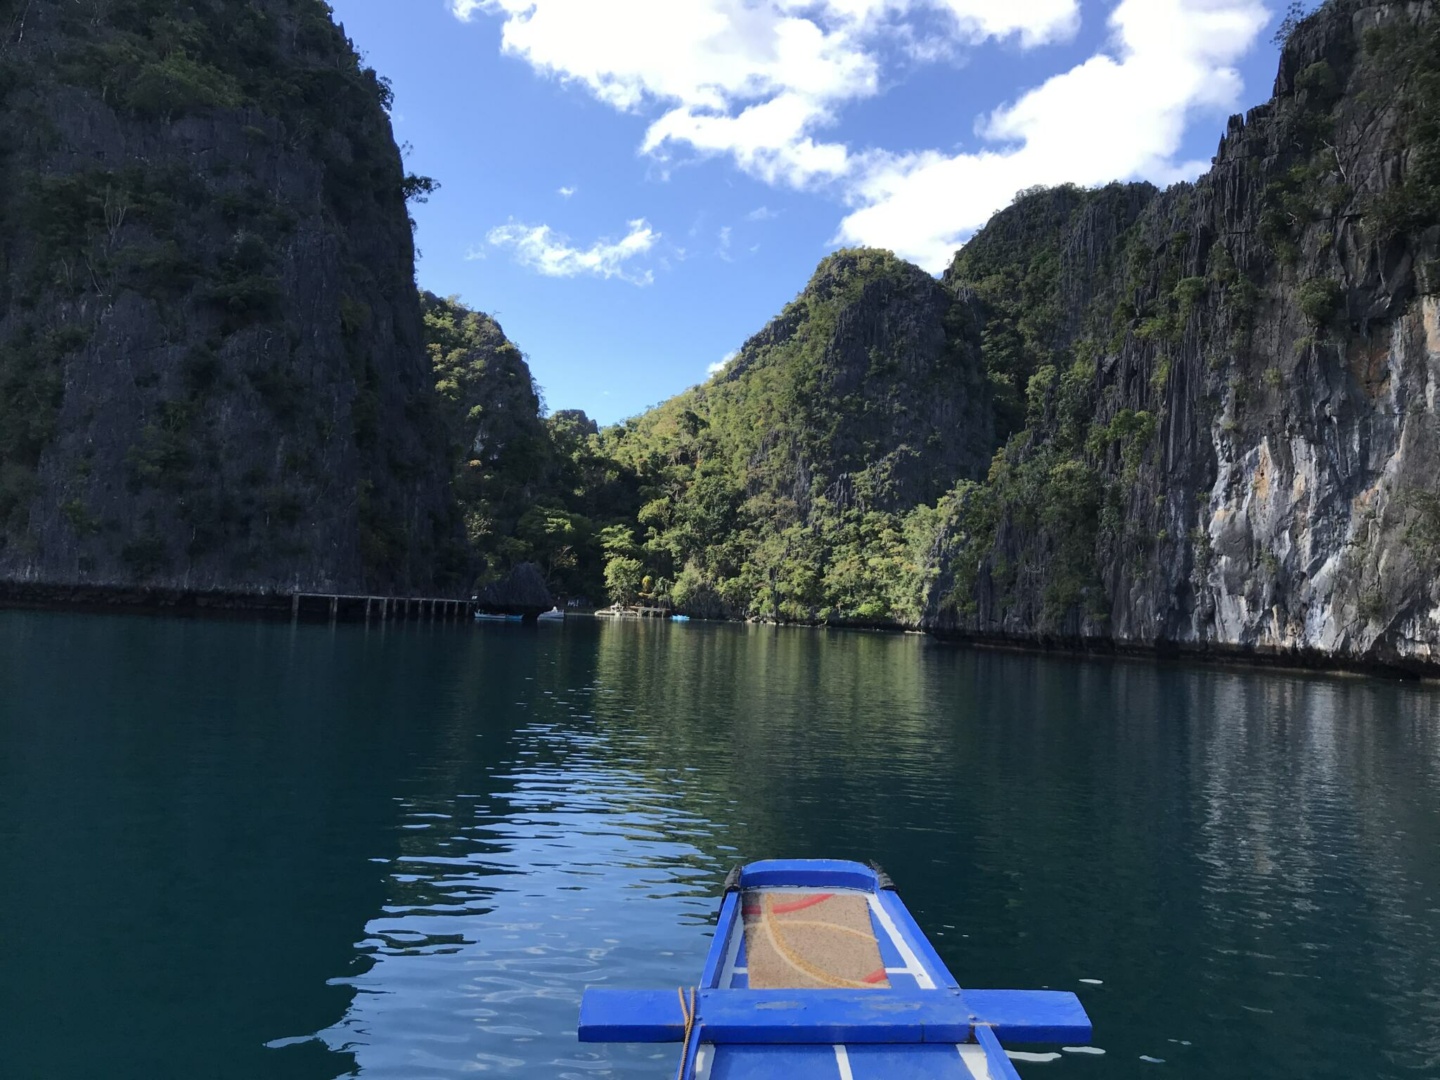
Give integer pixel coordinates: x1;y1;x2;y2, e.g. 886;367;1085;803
594;248;994;621
421;293;639;604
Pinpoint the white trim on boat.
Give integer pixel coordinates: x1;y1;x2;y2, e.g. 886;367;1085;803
957;1043;994;1079
834;1045;855;1080
719;911;745;987
866;894;935;989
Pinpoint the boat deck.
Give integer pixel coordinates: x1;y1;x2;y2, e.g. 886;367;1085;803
696;1042;1000;1079
725;887;933;991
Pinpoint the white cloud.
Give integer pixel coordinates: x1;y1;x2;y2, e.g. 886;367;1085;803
487;217;659;284
717;225;733;260
459;0;1268;273
454;0;1080;187
838;0;1268;269
708;349;739;375
558;185;577;197
746;205;780;221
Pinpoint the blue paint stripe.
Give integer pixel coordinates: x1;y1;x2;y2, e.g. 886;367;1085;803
869;904;906;970
962;989;1091;1043
739;860;880;891
697;989;972;1044
703;891;742;989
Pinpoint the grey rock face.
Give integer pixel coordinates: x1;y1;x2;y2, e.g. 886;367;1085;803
927;0;1440;672
475;562;553;614
0;0;457;594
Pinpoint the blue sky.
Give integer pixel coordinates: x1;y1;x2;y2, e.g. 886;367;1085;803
327;0;1294;425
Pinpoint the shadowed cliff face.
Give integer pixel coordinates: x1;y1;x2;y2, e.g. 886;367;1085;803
0;0;457;593
927;0;1440;671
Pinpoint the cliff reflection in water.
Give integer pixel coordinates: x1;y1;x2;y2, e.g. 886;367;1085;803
1;612;1437;1080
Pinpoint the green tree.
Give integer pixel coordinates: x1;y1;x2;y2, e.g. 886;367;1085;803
604;556;644;606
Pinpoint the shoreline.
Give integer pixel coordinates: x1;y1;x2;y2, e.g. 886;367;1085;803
0;581;477;623
2;581;1435;681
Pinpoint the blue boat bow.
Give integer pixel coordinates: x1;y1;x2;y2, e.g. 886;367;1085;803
579;859;1092;1078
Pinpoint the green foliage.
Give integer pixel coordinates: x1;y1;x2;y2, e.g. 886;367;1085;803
1361;19;1440;239
206;232;282;330
588;247;999;622
1172;276;1208;319
0;326;87;539
120;534;170;578
1149;356;1173;394
246;363;306;423
125;401;195;493
604;556;645;606
421;292;623;598
402;174;440;204
1296;60;1339;105
61;498;102;538
948;187;1090;434
1298;276;1344;325
1087;409;1157;484
125;50;242;119
1272;1;1315;47
1403;490;1440;566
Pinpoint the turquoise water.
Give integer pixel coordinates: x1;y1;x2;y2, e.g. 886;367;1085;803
1;611;1438;1079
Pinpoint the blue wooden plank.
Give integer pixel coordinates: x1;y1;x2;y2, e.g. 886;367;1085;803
702;890;742;989
845;1044;974;1079
974;1024;1024;1080
739;860;879;891
707;1044;840;1079
582;987;1091;1047
869;904;906;970
874;891;960;989
697;989;972;1044
964;989;1092;1043
578;989;685;1042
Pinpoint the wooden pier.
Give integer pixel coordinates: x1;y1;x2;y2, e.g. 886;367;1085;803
289;592;477;621
594;604;671;618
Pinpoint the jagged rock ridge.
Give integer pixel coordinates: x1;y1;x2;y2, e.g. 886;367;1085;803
925;0;1440;672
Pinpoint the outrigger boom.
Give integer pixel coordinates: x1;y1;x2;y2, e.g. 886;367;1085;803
580;859;1092;1078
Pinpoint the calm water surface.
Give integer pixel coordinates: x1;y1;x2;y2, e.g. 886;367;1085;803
1;612;1438;1079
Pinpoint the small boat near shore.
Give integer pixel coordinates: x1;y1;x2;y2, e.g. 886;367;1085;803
580;859;1091;1078
537;607;565;622
473;612;522;623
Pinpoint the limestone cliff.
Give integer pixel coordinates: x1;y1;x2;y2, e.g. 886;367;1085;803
0;0;457;593
421;291;554;582
926;0;1440;672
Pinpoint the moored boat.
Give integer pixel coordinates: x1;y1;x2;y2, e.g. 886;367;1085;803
537;607;565;622
472;612;523;623
580;859;1091;1078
